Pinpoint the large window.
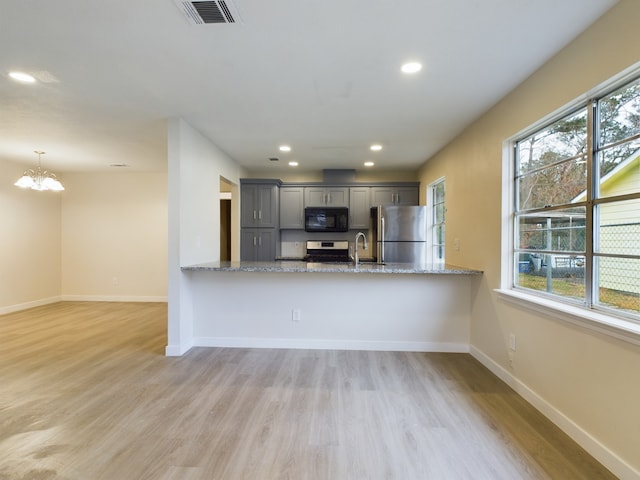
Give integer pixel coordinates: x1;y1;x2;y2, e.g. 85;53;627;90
512;75;640;321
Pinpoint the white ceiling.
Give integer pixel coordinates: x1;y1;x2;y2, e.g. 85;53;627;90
0;0;617;175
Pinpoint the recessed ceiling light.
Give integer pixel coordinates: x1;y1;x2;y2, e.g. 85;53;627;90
9;71;36;83
401;62;422;74
370;144;382;151
279;145;291;152
364;161;375;167
288;161;298;167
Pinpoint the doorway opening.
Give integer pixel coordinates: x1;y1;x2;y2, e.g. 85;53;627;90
220;177;233;261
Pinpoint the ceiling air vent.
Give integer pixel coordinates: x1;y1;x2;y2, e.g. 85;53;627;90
175;0;240;24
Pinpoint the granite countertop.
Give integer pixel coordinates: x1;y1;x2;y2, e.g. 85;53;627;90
181;260;482;275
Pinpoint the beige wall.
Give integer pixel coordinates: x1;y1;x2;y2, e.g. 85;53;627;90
418;1;640;476
61;172;168;300
0;159;61;312
0;160;168;312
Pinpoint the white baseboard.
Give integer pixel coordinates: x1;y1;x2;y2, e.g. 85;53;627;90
470;346;639;480
193;337;470;353
0;296;62;315
60;295;168;302
165;343;192;356
1;295;167;315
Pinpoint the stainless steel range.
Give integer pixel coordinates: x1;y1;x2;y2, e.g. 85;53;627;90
304;240;350;263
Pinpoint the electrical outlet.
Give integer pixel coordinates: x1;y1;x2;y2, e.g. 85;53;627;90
291;309;301;322
509;333;516;351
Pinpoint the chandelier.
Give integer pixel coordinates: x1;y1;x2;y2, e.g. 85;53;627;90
14;151;65;191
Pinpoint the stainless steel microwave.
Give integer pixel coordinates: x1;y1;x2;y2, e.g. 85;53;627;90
304;207;349;232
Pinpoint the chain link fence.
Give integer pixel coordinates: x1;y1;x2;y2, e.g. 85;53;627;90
599;223;640;301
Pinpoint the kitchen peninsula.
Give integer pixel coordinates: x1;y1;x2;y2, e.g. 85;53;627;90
180;260;482;354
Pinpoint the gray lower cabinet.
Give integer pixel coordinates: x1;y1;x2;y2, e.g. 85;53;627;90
279;187;305;229
304;187;349;207
349;187;371;229
371;186;419;206
241;229;277;261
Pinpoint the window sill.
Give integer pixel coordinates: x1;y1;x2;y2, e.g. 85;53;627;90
494;288;640;347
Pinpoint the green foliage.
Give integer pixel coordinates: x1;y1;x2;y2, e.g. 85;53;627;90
517;78;640;211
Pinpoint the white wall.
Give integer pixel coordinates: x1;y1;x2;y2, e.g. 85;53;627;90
0;159;61;313
166;118;246;355
188;271;473;352
418;1;640;477
61;172;168;301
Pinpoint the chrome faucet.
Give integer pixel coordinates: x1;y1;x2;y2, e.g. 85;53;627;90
354;232;368;266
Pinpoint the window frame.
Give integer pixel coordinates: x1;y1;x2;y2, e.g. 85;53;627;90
427;177;446;264
499;65;640;344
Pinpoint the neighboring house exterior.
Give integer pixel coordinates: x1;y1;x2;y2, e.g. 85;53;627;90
575;153;640;294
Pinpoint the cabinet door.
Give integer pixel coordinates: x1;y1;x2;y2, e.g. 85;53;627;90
241;229;258;261
241;228;277;261
394;187;419;205
371;187;395;206
304;187;327;206
325;187;349;206
241;185;258;228
304;187;349;206
257;230;276;261
371;186;419;206
280;187;305;229
242;182;278;228
257;184;278;228
349;187;371;229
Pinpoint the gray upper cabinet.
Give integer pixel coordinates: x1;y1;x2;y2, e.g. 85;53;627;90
279;187;305;229
241;181;279;228
371;186;419;206
349;187;371;230
304;187;349;207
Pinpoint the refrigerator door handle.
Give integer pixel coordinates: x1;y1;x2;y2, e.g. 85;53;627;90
381;216;385;264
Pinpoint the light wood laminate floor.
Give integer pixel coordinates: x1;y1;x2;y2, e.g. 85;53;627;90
0;302;616;479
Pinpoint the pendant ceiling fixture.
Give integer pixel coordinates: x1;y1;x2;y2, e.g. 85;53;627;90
14;150;65;191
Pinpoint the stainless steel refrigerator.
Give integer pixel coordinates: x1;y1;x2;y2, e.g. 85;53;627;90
371;205;427;264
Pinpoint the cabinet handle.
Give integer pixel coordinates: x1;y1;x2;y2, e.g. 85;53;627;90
396;193;400;204
258;210;262;220
253;210;257;220
253;236;257;246
327;193;331;204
